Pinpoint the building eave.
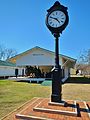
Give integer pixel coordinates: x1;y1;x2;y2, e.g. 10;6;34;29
8;46;76;63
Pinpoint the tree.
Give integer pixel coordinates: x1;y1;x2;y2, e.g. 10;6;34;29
0;44;17;60
78;49;90;65
0;45;5;60
5;48;17;59
76;49;90;75
87;49;90;64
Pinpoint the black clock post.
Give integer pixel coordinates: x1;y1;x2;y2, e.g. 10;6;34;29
45;1;69;103
51;32;62;102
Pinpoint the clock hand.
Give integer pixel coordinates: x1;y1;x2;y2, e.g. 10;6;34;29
50;16;60;23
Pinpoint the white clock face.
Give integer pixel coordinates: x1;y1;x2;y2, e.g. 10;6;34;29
48;10;66;28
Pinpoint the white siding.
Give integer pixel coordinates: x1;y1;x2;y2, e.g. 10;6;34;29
0;66;15;76
0;66;24;76
16;49;59;66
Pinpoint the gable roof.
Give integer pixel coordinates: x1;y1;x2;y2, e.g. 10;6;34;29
0;60;16;67
7;46;76;63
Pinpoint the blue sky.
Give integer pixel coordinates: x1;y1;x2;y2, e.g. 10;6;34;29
0;0;90;59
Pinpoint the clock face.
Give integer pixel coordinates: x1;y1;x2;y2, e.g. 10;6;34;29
48;10;66;28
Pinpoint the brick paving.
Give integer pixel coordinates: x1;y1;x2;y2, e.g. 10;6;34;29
1;97;90;120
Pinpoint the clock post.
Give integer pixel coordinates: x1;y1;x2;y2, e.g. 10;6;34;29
45;1;69;103
51;32;62;102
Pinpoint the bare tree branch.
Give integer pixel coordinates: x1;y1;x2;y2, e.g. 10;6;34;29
0;44;17;60
76;49;90;75
5;48;17;59
0;45;5;60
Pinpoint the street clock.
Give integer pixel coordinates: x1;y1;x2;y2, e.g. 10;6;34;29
46;1;69;34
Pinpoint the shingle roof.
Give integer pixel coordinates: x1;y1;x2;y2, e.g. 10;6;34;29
0;60;16;67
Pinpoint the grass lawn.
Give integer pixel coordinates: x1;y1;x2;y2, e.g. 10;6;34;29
0;79;90;118
0;80;50;119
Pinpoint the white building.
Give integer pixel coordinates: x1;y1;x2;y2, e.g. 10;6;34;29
0;60;23;78
8;46;76;82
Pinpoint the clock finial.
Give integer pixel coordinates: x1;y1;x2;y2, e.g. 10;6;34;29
54;1;61;6
47;1;67;12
